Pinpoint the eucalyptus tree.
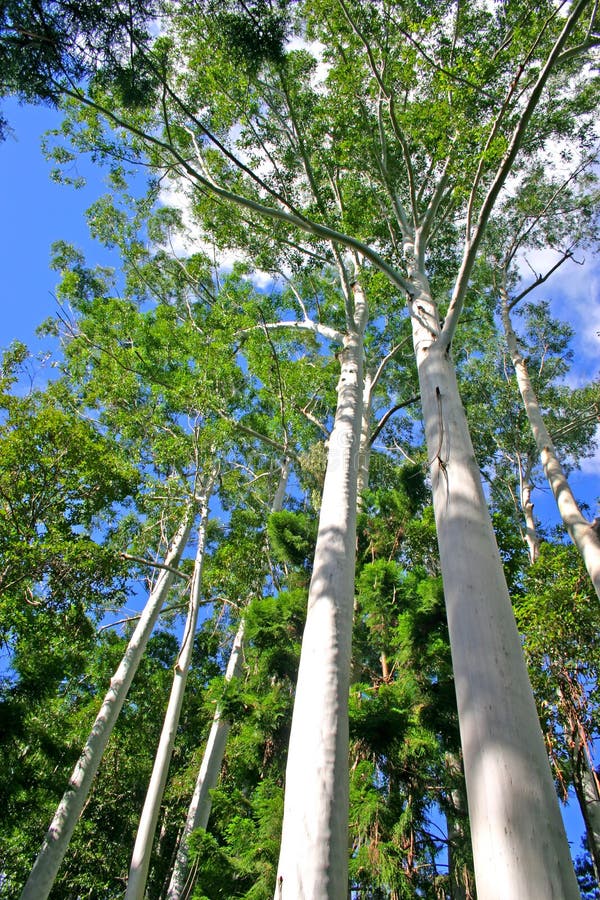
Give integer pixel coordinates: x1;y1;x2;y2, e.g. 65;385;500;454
350;462;475;900
455;280;598;567
16;229;234;899
27;211;341;899
500;273;600;596
149;6;598;895
19;498;197;900
516;540;600;889
5;1;600;895
465;154;600;595
126;470;216;900
166;456;291;900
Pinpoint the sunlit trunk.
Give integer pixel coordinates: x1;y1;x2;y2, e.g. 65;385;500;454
502;293;600;600
166;459;291;900
126;485;213;900
274;284;366;899
20;508;195;900
409;259;579;899
520;475;540;564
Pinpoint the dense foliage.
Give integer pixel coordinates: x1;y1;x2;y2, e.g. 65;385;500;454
1;1;600;898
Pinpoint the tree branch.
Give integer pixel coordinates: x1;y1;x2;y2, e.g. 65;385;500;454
439;0;591;353
369;396;420;447
119;553;190;579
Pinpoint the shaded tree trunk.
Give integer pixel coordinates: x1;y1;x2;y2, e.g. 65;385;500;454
274;283;366;899
445;752;475;900
558;677;600;886
519;461;540;565
20;507;195;900
126;484;214;900
573;735;600;885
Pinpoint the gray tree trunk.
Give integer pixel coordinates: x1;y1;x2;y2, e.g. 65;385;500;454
502;292;600;600
20;508;195;900
573;741;600;885
445;752;475;900
166;458;291;900
409;259;579;899
126;485;213;900
559;679;600;887
274;283;367;899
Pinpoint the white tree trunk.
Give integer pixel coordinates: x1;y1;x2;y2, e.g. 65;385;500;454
166;458;291;900
502;295;600;600
166;619;244;900
274;284;366;899
126;486;213;900
357;370;372;502
409;268;579;899
20;508;195;900
520;475;540;565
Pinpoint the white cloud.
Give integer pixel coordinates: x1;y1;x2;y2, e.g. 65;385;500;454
158;179;280;292
578;424;600;476
516;248;600;380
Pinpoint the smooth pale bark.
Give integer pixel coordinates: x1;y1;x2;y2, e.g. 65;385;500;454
502;295;600;600
274;284;366;899
408;255;579;899
166;618;244;900
126;486;213;900
357;370;373;502
20;509;195;900
520;473;540;565
166;458;291;900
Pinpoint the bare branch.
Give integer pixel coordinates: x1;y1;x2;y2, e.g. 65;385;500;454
439;0;590;352
252;318;345;344
119;553;191;580
507;249;575;310
370;337;411;393
369;396;420;447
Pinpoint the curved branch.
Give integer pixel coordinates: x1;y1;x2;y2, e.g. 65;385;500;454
65;86;416;295
369;395;420;447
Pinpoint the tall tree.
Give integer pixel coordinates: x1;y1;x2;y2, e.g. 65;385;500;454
166;456;291;900
4;2;600;895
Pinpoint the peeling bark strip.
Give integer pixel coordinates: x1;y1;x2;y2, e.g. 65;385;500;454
274;284;366;899
20;508;196;900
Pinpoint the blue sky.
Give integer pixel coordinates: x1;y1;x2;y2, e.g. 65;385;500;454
2;95;598;515
0;98;122;365
1;92;598;858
